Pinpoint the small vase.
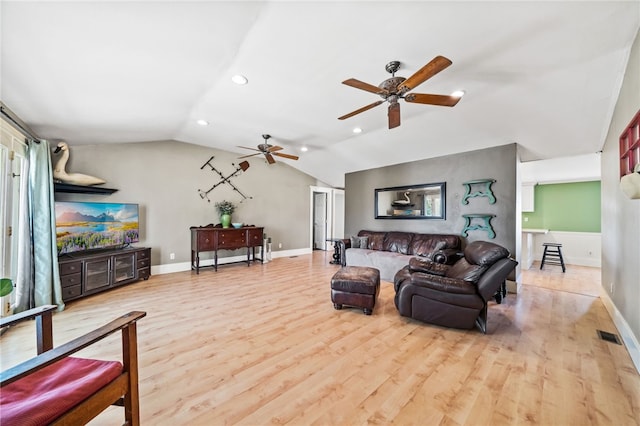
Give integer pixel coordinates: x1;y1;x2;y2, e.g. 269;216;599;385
220;213;231;228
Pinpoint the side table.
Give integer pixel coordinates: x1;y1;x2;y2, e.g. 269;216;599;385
326;238;344;265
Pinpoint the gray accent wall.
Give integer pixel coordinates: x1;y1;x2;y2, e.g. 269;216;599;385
54;140;317;266
601;30;639;350
344;143;518;259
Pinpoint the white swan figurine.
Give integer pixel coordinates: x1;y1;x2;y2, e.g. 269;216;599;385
53;141;106;186
393;191;411;205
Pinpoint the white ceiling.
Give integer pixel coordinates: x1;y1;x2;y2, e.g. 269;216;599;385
2;1;638;187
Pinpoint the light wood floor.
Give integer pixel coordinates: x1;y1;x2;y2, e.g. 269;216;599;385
1;252;638;425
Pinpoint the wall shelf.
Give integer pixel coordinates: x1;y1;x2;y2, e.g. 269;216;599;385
54;182;118;195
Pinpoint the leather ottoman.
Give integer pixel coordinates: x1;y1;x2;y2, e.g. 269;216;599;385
331;266;380;315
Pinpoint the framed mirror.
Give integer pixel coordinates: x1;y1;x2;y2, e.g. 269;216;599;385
375;182;446;219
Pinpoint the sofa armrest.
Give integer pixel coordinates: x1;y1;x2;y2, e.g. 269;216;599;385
337;239;350;266
432;248;463;265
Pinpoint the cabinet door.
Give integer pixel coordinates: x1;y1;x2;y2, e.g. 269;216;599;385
247;228;263;247
84;258;111;293
197;231;216;251
522;184;535;212
113;253;136;285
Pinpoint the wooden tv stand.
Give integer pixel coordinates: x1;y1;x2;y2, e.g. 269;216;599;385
190;226;264;273
58;247;151;302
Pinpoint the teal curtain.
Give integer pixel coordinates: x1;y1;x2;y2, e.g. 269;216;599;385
13;149;32;312
20;140;64;311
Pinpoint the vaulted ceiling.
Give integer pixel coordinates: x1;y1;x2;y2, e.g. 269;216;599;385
2;1;638;187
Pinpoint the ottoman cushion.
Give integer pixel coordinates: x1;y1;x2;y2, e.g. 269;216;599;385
331;266;380;295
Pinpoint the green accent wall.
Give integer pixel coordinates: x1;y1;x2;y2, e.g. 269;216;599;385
522;181;601;232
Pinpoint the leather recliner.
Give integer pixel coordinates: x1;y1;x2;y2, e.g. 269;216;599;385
393;240;517;333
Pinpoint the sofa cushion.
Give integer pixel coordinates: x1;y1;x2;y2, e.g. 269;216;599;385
382;232;413;254
0;357;122;426
345;248;413;282
409;234;460;257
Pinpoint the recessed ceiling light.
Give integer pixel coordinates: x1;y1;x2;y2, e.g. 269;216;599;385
301;147;308;152
353;127;362;134
451;90;466;98
231;75;248;85
196;119;209;126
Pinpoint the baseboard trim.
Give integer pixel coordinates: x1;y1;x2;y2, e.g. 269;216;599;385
151;248;314;275
600;290;640;375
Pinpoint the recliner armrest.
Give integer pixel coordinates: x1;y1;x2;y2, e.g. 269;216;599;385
408;257;448;276
409;272;477;294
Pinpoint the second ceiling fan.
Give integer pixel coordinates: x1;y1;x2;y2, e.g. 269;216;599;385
238;134;299;165
338;55;462;129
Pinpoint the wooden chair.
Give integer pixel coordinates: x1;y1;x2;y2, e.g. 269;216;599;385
0;305;146;425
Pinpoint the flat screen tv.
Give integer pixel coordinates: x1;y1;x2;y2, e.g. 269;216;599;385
55;201;139;255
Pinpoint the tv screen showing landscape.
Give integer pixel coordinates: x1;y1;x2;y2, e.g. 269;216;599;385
55;201;139;255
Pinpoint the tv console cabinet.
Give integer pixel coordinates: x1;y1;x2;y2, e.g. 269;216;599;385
190;226;264;273
58;247;151;302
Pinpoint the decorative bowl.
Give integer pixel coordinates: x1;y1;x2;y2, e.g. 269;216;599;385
232;223;243;228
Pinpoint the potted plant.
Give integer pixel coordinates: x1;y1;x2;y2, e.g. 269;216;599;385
1;278;13;316
215;200;236;228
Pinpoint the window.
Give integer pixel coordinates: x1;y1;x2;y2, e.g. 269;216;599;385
619;109;640;178
0;117;28;308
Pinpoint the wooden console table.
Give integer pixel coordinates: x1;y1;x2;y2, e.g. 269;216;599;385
190;226;264;274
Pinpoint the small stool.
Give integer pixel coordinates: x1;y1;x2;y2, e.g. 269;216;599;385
331;266;380;315
540;243;566;272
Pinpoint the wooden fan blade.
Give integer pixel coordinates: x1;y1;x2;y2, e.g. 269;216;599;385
338;100;384;120
237;145;261;152
397;56;452;93
342;78;388;96
404;93;461;107
388;103;401;129
273;152;299;160
267;145;283;152
238;153;261;159
265;153;276;164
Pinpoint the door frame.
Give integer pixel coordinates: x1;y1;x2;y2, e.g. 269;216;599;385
309;186;344;251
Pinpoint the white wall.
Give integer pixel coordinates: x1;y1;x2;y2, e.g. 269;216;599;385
521;231;601;268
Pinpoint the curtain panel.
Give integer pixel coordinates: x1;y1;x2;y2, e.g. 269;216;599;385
16;140;64;312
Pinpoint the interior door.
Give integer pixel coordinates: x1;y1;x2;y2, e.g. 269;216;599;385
313;192;327;250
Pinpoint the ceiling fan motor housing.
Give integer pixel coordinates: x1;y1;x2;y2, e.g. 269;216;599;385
379;76;406;97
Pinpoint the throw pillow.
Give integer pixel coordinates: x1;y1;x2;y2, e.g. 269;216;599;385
350;236;369;249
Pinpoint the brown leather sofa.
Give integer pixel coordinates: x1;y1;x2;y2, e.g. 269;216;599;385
393;240;517;333
339;230;461;281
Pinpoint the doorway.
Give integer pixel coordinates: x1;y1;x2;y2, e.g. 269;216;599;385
313;192;327;250
309;186;345;252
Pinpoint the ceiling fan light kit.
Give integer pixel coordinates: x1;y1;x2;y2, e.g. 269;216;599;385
339;55;461;129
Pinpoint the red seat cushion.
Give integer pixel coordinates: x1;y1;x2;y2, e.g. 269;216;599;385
1;357;123;426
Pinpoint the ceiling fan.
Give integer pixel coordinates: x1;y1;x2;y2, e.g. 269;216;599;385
338;56;462;129
238;134;299;165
